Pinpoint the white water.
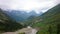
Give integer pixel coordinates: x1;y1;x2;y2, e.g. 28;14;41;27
26;26;38;34
28;29;37;34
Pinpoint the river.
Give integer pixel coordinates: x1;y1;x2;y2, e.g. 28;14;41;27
2;26;38;34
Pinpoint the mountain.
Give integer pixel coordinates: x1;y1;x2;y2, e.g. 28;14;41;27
0;9;10;23
32;4;60;34
26;4;60;34
0;9;23;32
28;10;42;16
4;10;43;22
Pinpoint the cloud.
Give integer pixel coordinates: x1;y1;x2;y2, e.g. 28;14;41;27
0;0;60;13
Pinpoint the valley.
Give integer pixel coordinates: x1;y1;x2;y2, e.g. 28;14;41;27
0;4;60;34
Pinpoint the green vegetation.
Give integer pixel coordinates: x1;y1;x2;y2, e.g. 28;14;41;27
0;9;23;32
32;4;60;34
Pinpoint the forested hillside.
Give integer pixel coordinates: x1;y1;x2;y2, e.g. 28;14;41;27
0;9;23;32
32;4;60;34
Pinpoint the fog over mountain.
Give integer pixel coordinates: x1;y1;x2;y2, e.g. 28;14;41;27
3;9;43;22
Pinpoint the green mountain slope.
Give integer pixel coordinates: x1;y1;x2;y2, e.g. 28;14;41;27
32;4;60;34
0;9;23;32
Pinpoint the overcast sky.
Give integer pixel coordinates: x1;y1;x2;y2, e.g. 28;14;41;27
0;0;60;13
